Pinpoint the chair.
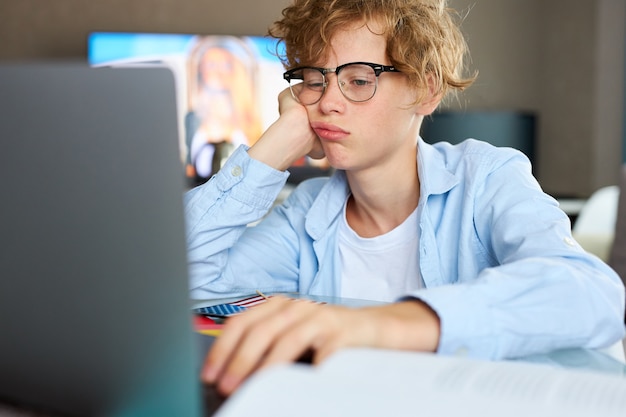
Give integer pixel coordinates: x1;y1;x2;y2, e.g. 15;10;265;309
572;185;620;262
605;164;626;359
608;165;626;292
571;165;626;359
608;164;626;327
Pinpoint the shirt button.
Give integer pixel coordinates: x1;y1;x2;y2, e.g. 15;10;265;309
231;166;242;177
563;237;577;247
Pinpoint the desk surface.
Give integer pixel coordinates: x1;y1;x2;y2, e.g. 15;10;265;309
3;294;622;417
193;293;626;376
557;197;587;216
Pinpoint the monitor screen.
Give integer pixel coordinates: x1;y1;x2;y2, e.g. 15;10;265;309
88;32;330;187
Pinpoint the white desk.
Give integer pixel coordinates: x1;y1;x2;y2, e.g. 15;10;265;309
193;293;625;373
557;197;587;217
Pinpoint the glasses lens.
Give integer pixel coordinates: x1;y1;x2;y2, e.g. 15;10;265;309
288;68;325;105
338;64;377;102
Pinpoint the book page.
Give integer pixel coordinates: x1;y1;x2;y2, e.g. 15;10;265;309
215;348;626;417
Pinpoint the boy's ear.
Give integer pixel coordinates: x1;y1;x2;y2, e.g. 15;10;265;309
415;74;444;116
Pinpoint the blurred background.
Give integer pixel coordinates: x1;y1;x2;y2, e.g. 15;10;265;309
0;0;624;199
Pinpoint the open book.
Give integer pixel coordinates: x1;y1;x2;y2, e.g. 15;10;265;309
214;347;626;417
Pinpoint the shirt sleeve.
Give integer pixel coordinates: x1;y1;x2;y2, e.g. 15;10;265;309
184;145;292;298
407;149;625;359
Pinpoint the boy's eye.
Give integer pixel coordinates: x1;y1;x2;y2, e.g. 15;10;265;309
305;80;325;90
351;78;370;87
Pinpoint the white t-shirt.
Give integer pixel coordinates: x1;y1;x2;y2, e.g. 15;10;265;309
339;199;423;302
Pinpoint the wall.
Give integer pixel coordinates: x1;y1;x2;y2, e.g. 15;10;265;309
446;0;541;112
536;0;625;196
446;0;625;197
622;16;626;166
1;0;624;197
0;0;290;58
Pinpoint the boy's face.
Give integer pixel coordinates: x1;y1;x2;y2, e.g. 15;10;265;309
305;20;436;173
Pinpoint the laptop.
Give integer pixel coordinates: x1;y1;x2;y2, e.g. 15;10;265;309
0;63;220;416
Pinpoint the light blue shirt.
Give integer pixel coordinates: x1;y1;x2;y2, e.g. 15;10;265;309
184;137;626;359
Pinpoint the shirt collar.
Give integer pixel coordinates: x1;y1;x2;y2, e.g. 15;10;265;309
304;136;459;239
305;170;350;240
417;135;459;197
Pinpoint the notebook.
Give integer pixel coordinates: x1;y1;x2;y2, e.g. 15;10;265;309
0;62;219;416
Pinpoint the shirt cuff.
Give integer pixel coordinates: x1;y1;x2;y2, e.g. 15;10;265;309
213;145;289;209
400;285;497;359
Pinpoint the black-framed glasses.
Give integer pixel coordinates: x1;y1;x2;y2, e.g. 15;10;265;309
283;62;400;105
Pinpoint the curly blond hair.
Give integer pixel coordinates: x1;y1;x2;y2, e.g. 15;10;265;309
268;0;476;103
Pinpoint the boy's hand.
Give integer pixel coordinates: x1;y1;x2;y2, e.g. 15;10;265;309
201;296;440;396
248;88;324;171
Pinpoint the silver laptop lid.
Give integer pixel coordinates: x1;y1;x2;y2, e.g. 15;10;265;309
0;62;202;417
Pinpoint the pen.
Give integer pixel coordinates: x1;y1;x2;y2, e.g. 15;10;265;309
256;290;269;300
